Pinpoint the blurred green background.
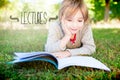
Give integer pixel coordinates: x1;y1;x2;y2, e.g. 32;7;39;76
0;0;120;22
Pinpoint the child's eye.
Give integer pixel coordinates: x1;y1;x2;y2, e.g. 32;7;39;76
67;19;72;21
78;20;83;22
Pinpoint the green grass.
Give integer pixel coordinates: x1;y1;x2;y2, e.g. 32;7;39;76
0;28;120;80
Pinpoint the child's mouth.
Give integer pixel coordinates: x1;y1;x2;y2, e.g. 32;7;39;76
71;28;77;31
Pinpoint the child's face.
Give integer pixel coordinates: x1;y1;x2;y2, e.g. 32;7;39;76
62;10;84;34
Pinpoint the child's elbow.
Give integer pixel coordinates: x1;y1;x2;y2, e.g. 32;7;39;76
90;45;96;54
44;44;50;52
44;44;56;53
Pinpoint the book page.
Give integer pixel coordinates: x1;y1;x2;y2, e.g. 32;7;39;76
10;57;58;68
14;52;49;59
57;56;110;71
9;52;58;68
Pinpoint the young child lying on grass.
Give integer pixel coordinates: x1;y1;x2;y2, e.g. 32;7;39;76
45;0;96;58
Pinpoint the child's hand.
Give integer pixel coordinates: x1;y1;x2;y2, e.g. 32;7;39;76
52;51;71;58
61;20;72;37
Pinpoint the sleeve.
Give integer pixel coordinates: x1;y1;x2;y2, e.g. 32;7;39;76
45;22;66;53
67;26;96;56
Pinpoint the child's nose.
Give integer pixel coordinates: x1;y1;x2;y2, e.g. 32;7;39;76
72;22;77;28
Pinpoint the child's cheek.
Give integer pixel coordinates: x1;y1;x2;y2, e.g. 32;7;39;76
65;21;72;28
78;22;84;27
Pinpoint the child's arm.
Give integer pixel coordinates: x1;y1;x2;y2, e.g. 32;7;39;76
51;26;96;58
67;26;96;56
45;21;68;52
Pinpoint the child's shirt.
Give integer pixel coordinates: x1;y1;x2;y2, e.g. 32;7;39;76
45;20;96;56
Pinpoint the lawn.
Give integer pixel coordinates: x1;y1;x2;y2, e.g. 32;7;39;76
0;28;120;80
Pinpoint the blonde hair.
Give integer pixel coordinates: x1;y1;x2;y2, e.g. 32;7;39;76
59;0;88;23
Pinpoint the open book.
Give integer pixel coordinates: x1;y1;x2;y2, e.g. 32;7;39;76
9;52;111;71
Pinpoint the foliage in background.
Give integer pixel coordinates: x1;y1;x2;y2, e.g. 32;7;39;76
0;0;9;8
110;1;120;20
89;0;105;22
0;0;120;22
0;0;10;22
89;0;120;22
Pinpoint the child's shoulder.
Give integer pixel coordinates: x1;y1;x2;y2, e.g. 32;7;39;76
48;20;61;31
48;20;62;31
81;24;92;33
49;20;60;27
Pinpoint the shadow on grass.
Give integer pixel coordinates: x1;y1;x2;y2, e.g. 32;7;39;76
0;73;5;80
1;61;120;80
12;61;110;72
13;61;56;71
12;61;120;79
